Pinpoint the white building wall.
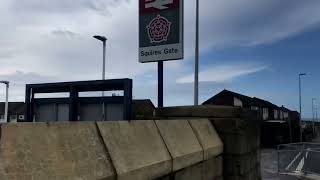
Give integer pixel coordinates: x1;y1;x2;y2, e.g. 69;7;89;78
233;97;243;107
274;110;279;119
263;108;269;120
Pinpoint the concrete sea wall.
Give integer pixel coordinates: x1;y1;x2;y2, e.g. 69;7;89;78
0;119;223;180
156;105;262;180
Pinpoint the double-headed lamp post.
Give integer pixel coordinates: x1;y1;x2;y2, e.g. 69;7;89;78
299;73;306;142
93;35;107;121
0;81;9;123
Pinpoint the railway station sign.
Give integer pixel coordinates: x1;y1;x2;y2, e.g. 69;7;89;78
139;0;184;63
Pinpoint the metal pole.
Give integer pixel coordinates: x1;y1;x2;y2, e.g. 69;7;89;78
316;107;318;137
93;35;107;121
158;61;164;108
102;40;106;120
102;41;106;80
4;83;9;123
312;98;315;121
194;0;199;106
299;75;302;142
312;98;316;137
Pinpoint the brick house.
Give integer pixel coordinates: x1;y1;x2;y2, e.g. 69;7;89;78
0;102;25;123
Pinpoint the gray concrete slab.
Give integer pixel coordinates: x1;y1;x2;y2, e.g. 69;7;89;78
188;119;223;160
155;120;203;171
97;120;172;180
0;122;116;180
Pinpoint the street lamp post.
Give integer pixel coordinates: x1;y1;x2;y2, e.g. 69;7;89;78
93;35;107;81
194;0;199;106
0;81;9;123
312;98;316;137
299;73;306;142
93;35;107;121
312;98;316;121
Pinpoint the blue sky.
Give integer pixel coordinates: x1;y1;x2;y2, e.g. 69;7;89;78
0;0;320;118
196;26;320;118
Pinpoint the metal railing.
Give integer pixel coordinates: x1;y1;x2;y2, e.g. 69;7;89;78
277;143;320;177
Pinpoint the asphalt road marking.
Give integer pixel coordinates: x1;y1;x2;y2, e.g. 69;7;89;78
285;151;302;171
296;157;304;172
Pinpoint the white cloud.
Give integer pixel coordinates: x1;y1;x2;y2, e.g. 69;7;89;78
0;71;58;102
176;63;268;84
197;0;320;51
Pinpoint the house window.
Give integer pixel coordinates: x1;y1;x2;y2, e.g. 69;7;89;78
10;115;17;122
251;106;258;111
233;97;243;107
280;111;284;119
263;108;268;120
274;110;279;119
18;115;25;120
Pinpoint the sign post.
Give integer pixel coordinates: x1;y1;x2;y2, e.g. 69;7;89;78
139;0;183;107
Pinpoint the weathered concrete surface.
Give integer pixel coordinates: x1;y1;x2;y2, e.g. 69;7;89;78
174;156;223;180
0;150;7;180
224;151;258;176
174;162;203;180
97;120;171;180
156;106;262;180
203;156;223;180
0;122;115;180
156;105;242;119
155;120;203;171
188;119;223;160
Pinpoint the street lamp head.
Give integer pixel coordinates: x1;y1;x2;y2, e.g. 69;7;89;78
93;35;107;42
0;81;9;85
299;73;306;76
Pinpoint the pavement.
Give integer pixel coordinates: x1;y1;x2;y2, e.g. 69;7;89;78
261;135;320;180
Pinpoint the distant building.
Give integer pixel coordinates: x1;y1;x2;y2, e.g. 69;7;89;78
252;97;279;120
203;89;282;121
203;89;255;108
280;106;290;120
203;89;301;146
0;99;155;123
132;99;155;120
0;102;25;123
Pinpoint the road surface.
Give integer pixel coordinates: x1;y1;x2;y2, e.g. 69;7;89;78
261;149;315;180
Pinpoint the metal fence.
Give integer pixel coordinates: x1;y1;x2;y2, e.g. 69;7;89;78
277;143;320;176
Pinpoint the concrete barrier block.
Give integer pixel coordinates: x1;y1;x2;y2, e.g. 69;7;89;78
214;177;224;180
188;119;223;160
156;106;240;119
224;151;258;176
0;122;115;180
155;120;203;171
174;163;203;180
203;156;223;180
174;155;223;180
210;118;259;135
0;151;7;180
218;131;259;155
219;133;250;155
97;120;172;180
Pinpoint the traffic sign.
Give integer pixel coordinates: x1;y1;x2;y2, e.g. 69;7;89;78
139;0;183;63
